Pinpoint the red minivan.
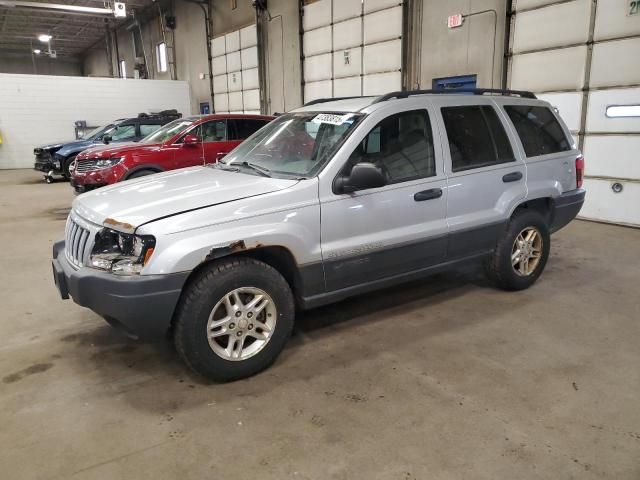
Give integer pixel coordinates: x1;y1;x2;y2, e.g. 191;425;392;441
70;114;273;193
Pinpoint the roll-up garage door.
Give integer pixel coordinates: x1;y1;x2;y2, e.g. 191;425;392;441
302;0;404;103
509;0;640;226
211;24;261;114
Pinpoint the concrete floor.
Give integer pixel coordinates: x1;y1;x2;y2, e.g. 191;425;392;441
0;169;639;479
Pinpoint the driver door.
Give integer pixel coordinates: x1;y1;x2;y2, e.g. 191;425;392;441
320;109;448;292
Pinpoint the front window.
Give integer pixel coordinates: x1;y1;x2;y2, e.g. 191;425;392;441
86;124;114;140
140;119;195;144
223;112;362;177
106;124;136;141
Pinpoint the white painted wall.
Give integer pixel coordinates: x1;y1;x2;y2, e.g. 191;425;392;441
0;74;191;169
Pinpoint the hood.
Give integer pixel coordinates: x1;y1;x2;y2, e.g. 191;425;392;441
34;141;67;153
73;166;299;231
55;139;98;156
77;142;156;159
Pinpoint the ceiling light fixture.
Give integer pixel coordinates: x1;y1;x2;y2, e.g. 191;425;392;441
33;49;41;54
38;34;52;43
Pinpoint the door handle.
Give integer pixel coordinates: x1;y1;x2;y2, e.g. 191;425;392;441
414;188;443;202
502;171;523;183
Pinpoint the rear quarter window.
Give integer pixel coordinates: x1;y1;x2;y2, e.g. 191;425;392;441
504;105;571;157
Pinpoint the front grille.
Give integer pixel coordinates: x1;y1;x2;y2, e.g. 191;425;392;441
75;159;99;173
64;215;94;267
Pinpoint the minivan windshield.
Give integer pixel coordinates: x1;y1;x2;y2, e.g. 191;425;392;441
222;112;362;177
140;119;194;144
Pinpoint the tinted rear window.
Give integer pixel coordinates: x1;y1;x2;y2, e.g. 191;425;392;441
504;105;570;157
229;119;269;140
441;105;515;172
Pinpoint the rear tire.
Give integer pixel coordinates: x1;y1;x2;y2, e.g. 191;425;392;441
173;258;295;382
484;209;550;291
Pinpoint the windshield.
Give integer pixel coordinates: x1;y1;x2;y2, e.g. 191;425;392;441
85;124;113;140
140;119;194;144
223;112;362;177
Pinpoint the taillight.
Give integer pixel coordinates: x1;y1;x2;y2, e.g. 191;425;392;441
575;155;584;189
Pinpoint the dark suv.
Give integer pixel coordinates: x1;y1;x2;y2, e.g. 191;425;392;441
33;110;181;181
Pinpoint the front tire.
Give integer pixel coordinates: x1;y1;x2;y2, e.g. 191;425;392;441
62;155;76;180
484;210;550;291
173;258;295;382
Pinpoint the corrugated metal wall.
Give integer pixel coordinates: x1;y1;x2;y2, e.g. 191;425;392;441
509;0;640;226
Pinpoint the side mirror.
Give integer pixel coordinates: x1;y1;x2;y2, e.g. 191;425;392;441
102;134;112;145
335;162;386;194
183;134;202;146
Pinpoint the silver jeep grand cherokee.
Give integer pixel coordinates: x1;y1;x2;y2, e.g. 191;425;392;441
53;89;585;381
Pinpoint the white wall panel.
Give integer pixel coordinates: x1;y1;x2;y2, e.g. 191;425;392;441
214;93;229;113
583;135;640;180
333;0;361;22
513;0;561;10
363;71;401;95
243;89;261;111
211;36;226;57
364;0;401;14
227;72;242;92
510;46;587;91
213;74;228;94
594;1;640;41
512;0;590;53
334;76;362;97
580;179;640;226
304;80;332;102
333;18;361;50
334;48;362;78
536;92;583;132
0;74;191;169
304;53;332;82
363;6;402;44
240;24;257;49
212;55;227;75
303;26;332;57
303;0;332;30
363;39;402;74
242;68;259;90
586;88;640;133
228;91;243;111
225;30;240;53
241;46;259;70
226;51;241;73
590;38;640;88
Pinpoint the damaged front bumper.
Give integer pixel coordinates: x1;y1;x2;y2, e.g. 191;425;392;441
52;240;189;339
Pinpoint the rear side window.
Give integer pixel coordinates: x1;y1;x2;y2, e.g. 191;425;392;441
229;119;269;140
442;105;514;172
504;105;570;157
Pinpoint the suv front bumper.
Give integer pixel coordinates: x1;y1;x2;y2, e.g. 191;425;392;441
52;240;189;339
550;188;586;233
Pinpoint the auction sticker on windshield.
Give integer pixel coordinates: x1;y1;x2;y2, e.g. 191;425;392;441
311;113;354;125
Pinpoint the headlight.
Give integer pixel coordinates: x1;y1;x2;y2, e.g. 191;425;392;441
94;157;124;169
90;228;155;275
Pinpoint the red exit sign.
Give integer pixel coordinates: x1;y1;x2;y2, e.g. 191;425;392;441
448;14;464;28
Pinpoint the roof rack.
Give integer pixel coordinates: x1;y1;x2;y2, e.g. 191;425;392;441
303;96;368;106
372;88;537;104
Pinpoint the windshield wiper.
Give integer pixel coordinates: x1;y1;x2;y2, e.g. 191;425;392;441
237;161;272;177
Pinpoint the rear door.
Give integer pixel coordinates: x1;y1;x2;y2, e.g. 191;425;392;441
434;98;526;259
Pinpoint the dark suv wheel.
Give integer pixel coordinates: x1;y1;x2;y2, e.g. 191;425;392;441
173;257;295;382
484;209;551;291
62;155;76;180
